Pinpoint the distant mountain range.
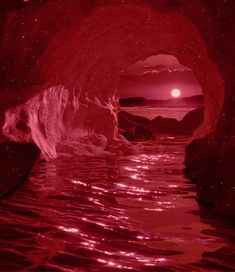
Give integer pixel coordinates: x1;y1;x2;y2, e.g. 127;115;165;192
119;95;204;108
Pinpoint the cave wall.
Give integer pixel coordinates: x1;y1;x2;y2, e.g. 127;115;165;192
0;0;235;213
0;0;95;139
0;1;224;145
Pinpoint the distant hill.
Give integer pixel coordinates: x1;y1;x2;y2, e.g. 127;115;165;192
119;95;204;108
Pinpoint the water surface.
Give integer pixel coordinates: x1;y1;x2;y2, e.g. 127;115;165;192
120;107;194;121
0;136;235;271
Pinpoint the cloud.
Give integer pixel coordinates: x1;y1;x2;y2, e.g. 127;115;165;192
122;54;191;76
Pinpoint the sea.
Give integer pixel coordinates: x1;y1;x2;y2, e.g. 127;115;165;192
120;107;195;121
0;107;234;271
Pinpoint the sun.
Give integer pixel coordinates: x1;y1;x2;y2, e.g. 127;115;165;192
171;88;181;98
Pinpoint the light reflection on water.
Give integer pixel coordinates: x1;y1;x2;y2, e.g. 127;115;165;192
0;136;235;271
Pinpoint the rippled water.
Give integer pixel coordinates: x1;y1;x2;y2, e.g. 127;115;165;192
0;136;235;271
120;107;194;121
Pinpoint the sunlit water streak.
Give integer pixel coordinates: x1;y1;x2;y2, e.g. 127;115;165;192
0;136;235;271
120;107;194;121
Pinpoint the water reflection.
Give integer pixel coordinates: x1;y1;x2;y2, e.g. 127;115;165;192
0;136;235;271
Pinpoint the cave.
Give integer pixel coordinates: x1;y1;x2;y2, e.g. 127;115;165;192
0;0;235;270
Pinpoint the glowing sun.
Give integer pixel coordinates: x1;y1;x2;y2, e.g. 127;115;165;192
171;88;181;98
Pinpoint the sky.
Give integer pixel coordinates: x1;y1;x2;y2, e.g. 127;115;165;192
119;54;202;100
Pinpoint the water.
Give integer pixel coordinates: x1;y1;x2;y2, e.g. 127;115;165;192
120;107;194;121
0;136;235;271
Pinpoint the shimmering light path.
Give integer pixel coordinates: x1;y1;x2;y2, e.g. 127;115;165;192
0;137;235;271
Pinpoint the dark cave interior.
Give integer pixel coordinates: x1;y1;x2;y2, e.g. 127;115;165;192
0;0;235;270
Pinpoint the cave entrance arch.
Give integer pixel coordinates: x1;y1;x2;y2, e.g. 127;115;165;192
3;5;225;158
54;5;224;143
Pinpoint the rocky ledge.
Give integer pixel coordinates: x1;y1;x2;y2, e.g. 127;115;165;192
118;107;204;140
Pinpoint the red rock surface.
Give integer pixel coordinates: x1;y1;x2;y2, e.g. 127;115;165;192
0;0;234;214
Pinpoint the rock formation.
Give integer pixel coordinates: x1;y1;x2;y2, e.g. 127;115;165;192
179;107;204;135
148;116;180;135
118;111;150;131
0;0;235;214
119;107;204;138
118;111;154;140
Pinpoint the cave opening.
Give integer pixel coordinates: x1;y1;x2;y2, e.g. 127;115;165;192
118;53;204;142
1;1;235;270
0;4;225;159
